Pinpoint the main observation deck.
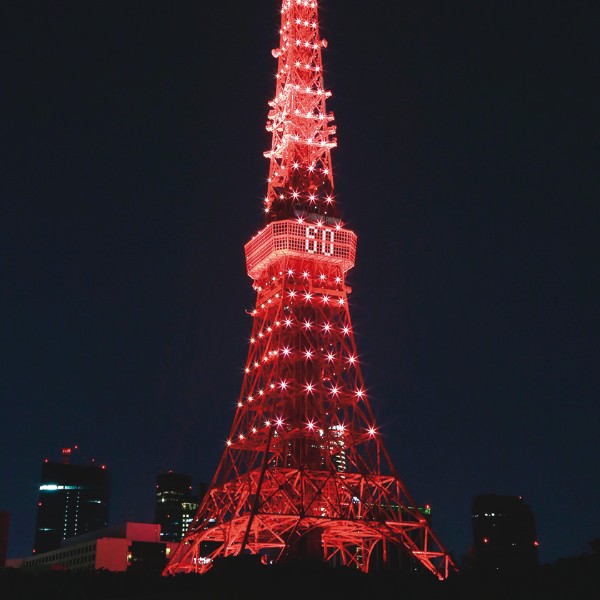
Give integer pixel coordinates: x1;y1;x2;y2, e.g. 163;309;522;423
245;219;357;280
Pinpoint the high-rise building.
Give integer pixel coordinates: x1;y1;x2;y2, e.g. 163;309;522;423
164;0;455;579
154;472;203;542
471;493;539;571
0;510;9;567
33;447;110;554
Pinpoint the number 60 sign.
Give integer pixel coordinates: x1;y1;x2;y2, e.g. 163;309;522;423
305;226;335;256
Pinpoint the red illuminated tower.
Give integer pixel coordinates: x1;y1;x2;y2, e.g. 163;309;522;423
164;0;455;579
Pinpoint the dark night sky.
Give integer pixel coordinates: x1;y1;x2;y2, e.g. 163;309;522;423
1;0;598;565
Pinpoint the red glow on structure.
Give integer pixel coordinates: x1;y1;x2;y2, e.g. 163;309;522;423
164;0;455;582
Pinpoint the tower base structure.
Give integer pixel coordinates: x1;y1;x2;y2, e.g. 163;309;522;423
165;466;453;578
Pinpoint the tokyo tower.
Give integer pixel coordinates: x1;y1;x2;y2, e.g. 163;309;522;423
164;0;455;579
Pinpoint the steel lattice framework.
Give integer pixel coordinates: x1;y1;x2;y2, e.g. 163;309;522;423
164;0;456;580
